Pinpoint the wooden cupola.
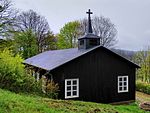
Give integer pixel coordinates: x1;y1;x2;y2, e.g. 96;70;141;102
78;9;100;50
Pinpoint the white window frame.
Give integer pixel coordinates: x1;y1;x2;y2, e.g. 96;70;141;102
118;76;128;93
36;72;40;81
32;71;35;77
65;78;79;99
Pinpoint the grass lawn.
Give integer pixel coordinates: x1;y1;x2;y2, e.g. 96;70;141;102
0;88;149;113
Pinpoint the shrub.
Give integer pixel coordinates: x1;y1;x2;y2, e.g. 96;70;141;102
136;81;150;95
0;49;41;94
44;80;59;99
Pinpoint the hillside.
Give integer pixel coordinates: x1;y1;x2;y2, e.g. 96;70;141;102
111;48;136;61
0;89;148;113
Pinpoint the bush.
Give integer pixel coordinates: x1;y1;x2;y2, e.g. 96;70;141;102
42;78;59;99
0;49;41;94
136;81;150;94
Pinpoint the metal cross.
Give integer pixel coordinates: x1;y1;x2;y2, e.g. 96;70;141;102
86;9;93;33
86;9;93;16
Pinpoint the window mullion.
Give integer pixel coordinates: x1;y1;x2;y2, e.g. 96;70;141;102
71;80;73;97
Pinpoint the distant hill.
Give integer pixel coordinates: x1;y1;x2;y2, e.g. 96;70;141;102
111;48;137;61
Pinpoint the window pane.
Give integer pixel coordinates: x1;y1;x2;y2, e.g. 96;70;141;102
119;82;122;86
80;40;84;45
124;87;127;90
73;80;77;85
73;86;77;90
124;77;127;81
119;78;122;81
89;39;97;45
124;82;127;85
67;81;71;85
67;86;71;90
73;91;77;96
67;92;71;96
119;87;122;91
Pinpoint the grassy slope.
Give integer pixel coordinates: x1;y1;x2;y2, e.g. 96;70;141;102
0;89;148;113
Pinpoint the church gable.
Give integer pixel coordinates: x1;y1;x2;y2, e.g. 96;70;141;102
50;46;137;103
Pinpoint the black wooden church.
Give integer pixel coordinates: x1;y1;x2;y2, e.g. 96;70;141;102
24;9;140;103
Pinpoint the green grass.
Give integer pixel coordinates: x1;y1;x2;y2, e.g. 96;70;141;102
0;89;148;113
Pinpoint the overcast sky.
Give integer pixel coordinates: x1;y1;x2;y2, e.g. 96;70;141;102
12;0;150;51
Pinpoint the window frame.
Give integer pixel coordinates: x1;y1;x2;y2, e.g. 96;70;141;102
65;78;79;99
118;76;128;93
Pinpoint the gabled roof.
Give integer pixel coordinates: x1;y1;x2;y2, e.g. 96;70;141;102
24;47;88;70
24;46;140;71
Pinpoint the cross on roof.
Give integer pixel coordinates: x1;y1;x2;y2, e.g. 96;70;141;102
86;9;93;33
86;9;93;16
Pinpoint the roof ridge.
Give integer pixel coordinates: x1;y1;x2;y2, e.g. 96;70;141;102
24;45;140;71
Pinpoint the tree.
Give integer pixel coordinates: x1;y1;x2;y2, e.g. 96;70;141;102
0;49;24;90
80;16;117;48
57;21;80;49
43;31;57;50
0;49;41;93
13;29;38;59
15;10;52;52
0;0;17;37
133;49;150;83
0;38;13;51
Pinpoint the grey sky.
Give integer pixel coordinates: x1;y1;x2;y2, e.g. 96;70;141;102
12;0;150;51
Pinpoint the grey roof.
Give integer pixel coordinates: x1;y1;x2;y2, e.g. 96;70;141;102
78;33;100;40
24;46;140;71
24;47;94;70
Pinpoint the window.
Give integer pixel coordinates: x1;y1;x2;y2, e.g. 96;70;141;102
65;78;79;99
80;40;84;45
118;76;128;93
32;71;35;77
89;39;97;46
36;72;40;81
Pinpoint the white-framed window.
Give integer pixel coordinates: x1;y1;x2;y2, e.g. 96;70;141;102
65;78;79;99
32;71;35;77
118;76;128;93
36;72;40;81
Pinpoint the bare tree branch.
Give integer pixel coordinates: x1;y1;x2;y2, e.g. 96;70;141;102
79;16;117;48
15;10;53;52
0;0;17;37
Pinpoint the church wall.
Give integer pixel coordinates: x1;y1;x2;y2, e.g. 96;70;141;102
50;47;136;103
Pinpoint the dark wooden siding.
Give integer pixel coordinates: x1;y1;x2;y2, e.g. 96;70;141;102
50;47;136;103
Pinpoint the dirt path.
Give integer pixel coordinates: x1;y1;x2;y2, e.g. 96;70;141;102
136;91;150;102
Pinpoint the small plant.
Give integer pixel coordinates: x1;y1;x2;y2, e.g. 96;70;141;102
136;81;150;95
